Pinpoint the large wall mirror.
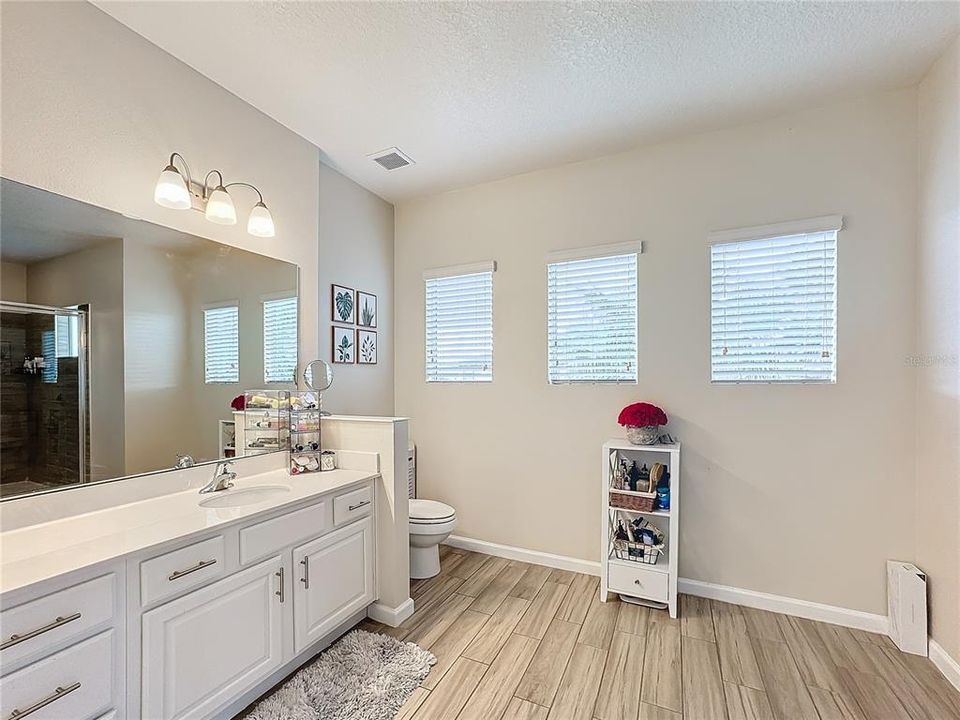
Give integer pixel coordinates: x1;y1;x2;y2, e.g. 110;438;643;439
0;178;299;499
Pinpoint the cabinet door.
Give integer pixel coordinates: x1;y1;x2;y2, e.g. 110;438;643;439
293;516;374;653
141;555;286;720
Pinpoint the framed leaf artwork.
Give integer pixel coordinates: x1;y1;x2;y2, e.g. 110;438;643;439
331;284;355;324
357;329;377;365
332;326;355;364
357;291;377;328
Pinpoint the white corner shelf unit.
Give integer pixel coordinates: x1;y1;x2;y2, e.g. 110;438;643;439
218;419;236;459
600;439;680;618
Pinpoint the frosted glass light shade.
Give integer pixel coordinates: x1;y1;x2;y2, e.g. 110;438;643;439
247;202;275;237
154;166;191;209
205;186;236;225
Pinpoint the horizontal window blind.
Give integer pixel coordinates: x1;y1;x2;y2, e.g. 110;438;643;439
55;314;79;358
547;253;638;383
711;230;837;383
41;329;57;384
204;305;239;384
425;271;493;382
41;314;80;384
263;296;297;383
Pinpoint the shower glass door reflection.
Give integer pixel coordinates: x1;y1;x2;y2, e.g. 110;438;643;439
0;302;89;497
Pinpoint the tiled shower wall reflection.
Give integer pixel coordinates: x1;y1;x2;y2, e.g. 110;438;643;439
0;310;86;497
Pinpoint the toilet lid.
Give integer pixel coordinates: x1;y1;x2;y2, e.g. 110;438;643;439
410;499;456;522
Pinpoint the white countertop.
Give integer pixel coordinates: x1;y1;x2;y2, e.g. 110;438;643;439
0;467;376;596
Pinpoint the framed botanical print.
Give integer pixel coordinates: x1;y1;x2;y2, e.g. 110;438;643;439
357;329;377;365
331;284;355;324
357;291;377;328
332;326;355;364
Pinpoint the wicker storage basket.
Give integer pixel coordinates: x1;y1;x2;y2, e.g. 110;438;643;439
613;538;664;565
609;489;656;512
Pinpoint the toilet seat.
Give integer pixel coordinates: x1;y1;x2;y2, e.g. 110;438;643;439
410;499;456;524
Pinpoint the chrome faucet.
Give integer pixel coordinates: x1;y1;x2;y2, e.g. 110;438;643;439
200;461;237;494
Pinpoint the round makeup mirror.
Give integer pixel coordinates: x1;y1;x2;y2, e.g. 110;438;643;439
303;359;334;392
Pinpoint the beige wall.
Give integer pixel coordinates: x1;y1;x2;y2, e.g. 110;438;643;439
122;240;192;475
916;37;960;662
27;241;126;481
318;162;395;415
0;262;27;302
396;89;919;615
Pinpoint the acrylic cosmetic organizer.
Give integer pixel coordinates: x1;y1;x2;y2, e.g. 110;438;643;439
240;390;290;456
288;391;322;474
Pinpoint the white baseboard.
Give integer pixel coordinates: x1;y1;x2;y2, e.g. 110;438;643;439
445;535;602;577
367;597;415;627
445;536;891;635
679;577;889;634
930;639;960;693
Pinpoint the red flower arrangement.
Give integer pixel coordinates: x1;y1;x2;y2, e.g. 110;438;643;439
618;402;668;427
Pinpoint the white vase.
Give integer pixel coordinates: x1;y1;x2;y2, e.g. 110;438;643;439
626;425;660;445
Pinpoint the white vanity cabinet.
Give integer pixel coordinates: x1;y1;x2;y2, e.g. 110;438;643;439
140;556;287;720
0;471;384;720
134;479;376;720
293;516;374;653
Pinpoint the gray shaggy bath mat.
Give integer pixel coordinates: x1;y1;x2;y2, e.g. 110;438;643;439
243;629;435;720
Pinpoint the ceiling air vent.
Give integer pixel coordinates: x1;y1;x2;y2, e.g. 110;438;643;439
370;147;414;171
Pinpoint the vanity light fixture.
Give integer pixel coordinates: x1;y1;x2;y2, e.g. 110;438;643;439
153;152;275;238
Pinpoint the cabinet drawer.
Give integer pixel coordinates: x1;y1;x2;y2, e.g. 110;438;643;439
608;563;669;603
141;535;225;607
333;486;372;526
1;573;115;670
240;499;332;565
0;630;114;720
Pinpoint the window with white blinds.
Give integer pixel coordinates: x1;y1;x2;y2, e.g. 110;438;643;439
547;253;638;384
711;226;838;384
263;296;298;383
425;269;493;383
41;313;80;384
41;330;57;384
203;305;239;384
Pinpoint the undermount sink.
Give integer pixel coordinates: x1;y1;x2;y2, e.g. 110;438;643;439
198;485;291;509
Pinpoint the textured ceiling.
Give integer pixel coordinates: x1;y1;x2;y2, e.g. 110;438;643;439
94;1;958;202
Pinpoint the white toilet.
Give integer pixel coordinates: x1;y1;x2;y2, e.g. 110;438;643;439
409;499;457;579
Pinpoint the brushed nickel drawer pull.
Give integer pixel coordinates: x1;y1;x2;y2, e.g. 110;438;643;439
168;558;217;581
300;557;310;590
1;613;82;651
8;681;81;718
348;500;370;511
276;566;285;603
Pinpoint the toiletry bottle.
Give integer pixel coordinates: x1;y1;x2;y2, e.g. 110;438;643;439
639;463;650;492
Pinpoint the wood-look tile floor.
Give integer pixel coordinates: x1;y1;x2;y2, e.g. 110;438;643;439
359;547;960;720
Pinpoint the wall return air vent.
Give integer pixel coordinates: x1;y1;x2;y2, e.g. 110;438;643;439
370;147;414;171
